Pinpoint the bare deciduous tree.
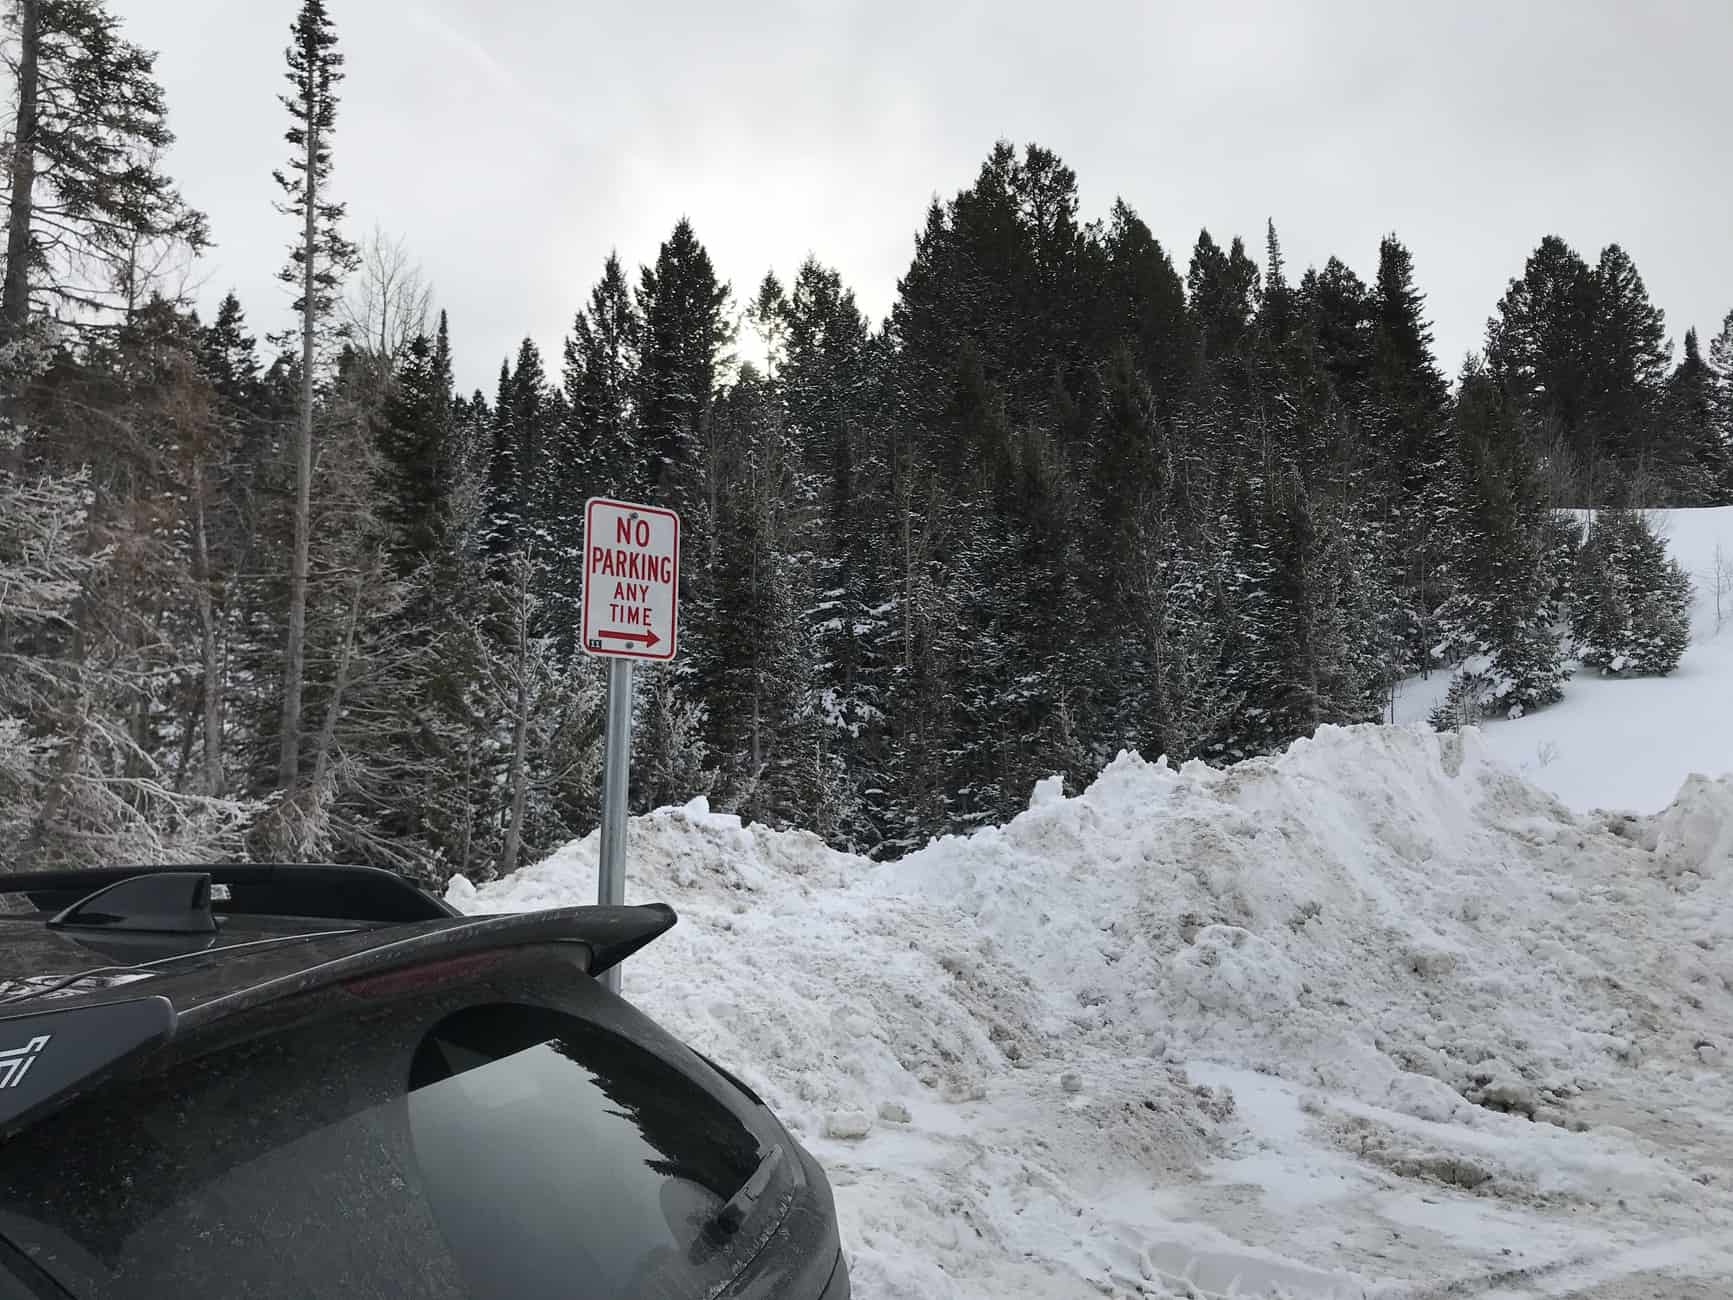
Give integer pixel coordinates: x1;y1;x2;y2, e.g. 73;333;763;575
342;225;431;373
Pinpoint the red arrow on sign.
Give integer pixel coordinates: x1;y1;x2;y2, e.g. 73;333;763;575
598;628;661;649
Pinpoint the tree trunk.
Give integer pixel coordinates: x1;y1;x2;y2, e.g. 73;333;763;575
498;554;533;877
173;684;200;793
310;563;366;790
897;453;915;673
749;537;762;772
279;114;319;788
128;695;150;783
2;0;40;334
121;234;140;323
459;737;475;876
192;480;225;792
22;689;91;870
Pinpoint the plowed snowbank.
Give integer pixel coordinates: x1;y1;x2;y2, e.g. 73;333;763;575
451;724;1733;1297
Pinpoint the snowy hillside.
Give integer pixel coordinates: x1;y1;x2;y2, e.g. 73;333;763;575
451;725;1733;1298
1396;506;1733;814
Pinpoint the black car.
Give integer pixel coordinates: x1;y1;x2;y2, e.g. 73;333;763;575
0;865;848;1299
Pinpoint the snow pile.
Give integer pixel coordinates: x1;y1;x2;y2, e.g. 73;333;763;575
450;725;1733;1297
1397;505;1733;815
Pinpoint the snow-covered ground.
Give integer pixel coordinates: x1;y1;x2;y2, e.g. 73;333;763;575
1394;507;1733;815
450;722;1733;1298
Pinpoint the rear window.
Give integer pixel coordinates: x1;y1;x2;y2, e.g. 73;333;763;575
0;969;794;1298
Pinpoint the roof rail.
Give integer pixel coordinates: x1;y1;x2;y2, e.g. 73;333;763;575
0;865;454;926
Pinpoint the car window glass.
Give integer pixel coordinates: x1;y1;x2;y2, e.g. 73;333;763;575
0;988;785;1300
407;1002;768;1298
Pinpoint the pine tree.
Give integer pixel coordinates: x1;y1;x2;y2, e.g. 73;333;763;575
191;292;277;772
1584;243;1668;472
635;219;731;511
779;258;884;846
1098;200;1190;410
701;368;812;821
632;221;732;800
273;0;358;789
1369;237;1449;463
449;387;491;500
484;339;552;561
389;387;512;881
1187;230;1260;371
1487;236;1595;461
493;549;537;876
746;271;789;376
1082;344;1162;750
1431;362;1570;725
1203;472;1277;759
923;143;1023;422
555;257;642;661
1183;229;1263;506
376;313;454;576
1657;328;1730;504
1366;235;1452;665
1260;220;1296;350
1;0;208;336
888;143;1097;465
1569;509;1693;676
199;293;262;405
1267;470;1327;739
1298;258;1373;414
1254;462;1392;743
1250;222;1334;474
246;338;417;863
635;667;714;814
562;252;641;498
1489;237;1670;498
877;449;962;849
1711;310;1733;499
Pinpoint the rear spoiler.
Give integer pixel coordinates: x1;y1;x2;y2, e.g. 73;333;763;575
0;903;676;1139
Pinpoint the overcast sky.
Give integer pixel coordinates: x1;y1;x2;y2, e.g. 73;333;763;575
123;0;1730;396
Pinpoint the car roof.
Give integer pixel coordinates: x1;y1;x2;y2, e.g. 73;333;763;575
0;862;461;999
0;865;678;1018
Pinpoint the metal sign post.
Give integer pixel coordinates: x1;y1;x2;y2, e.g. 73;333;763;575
596;658;633;992
581;498;681;997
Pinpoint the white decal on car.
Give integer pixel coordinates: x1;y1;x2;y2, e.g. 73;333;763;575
0;1035;51;1089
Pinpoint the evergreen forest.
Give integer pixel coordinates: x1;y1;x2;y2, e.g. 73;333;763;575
2;0;1725;879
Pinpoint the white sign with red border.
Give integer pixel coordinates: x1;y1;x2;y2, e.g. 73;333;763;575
581;498;680;661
